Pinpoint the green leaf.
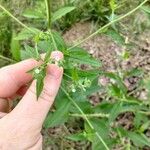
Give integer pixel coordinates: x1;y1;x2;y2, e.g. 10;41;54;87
10;32;21;61
109;101;122;123
109;0;117;11
66;133;87;141
85;118;112;150
44;98;71;128
128;132;150;147
52;6;76;22
102;72;127;94
116;127;150;147
105;29;125;45
71;68;79;82
108;84;124;98
35;68;46;99
140;121;150;133
38;40;53;53
141;5;150;14
70;101;93;114
125;68;144;78
15;28;40;40
36;76;44;99
23;9;44;19
67;47;101;67
24;44;39;59
52;31;67;51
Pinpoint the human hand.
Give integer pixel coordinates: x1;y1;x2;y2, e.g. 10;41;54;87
0;51;63;150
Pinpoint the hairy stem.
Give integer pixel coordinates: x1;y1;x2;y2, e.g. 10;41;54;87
68;0;148;50
45;0;51;29
61;87;110;150
70;113;110;118
0;4;35;33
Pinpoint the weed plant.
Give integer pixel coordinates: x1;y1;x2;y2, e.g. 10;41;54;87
0;0;150;149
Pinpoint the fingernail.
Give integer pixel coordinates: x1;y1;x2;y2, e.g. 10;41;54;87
48;65;63;79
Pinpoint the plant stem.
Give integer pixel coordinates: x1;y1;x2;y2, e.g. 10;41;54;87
0;55;16;63
61;87;110;150
45;0;51;29
0;4;35;33
49;30;57;50
68;0;148;50
70;113;109;118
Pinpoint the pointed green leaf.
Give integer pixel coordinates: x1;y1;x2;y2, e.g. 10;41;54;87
15;28;40;40
66;133;87;141
44;98;71;128
35;68;46;99
52;6;76;22
67;47;101;67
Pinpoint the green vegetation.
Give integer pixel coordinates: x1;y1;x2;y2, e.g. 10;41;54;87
0;0;150;149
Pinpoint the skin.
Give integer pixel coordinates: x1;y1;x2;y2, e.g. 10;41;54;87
0;51;64;150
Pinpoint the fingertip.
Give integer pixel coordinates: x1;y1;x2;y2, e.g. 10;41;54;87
51;51;64;61
47;64;63;79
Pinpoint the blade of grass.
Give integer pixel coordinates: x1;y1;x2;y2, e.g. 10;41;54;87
68;0;148;50
61;87;110;150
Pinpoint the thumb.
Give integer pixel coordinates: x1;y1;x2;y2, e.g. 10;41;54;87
10;51;63;126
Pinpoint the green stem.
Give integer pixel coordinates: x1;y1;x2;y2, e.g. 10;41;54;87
68;0;148;50
63;73;72;79
61;87;110;150
0;55;16;63
0;4;35;33
45;0;51;29
35;42;40;59
70;113;109;118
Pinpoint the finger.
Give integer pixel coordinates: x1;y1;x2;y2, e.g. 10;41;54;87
0;58;39;98
0;98;9;113
11;51;63;125
16;85;29;96
0;112;7;119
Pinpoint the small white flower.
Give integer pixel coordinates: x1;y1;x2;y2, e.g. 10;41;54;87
55;55;60;61
72;88;76;93
35;68;40;74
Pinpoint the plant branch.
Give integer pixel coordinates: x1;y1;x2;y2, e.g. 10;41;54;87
45;0;51;29
68;0;148;50
70;113;109;118
61;87;110;150
0;55;16;63
0;4;35;33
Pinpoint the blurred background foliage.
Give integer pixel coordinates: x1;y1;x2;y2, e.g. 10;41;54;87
0;0;149;61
